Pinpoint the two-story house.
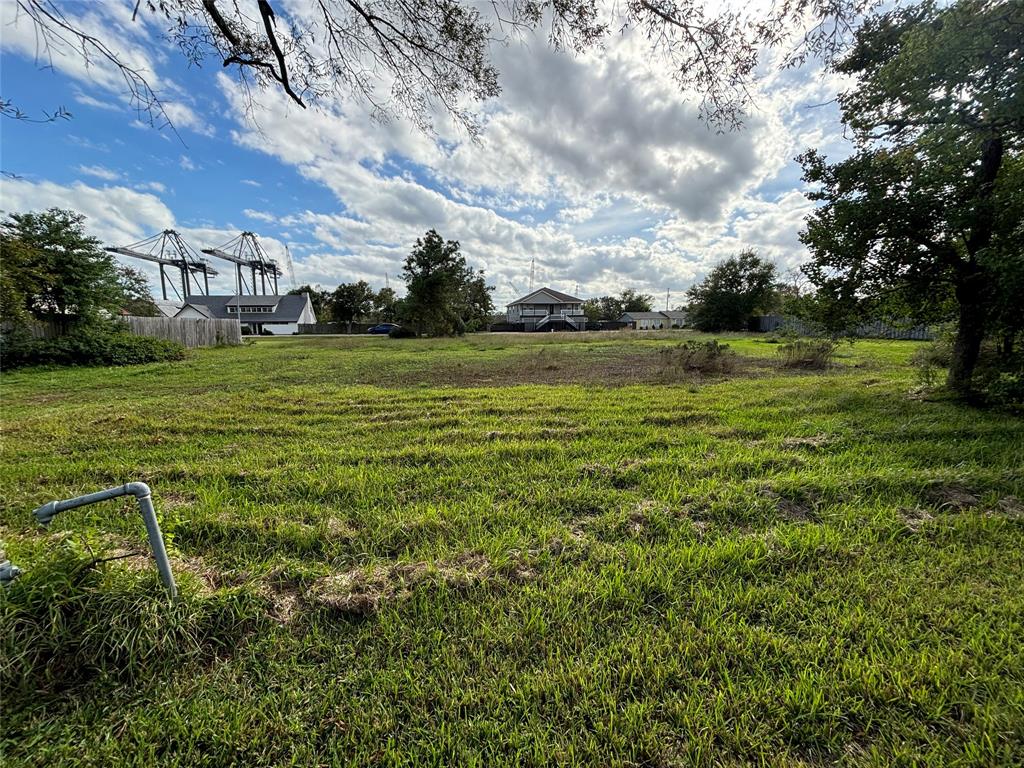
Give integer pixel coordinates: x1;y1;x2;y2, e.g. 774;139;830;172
506;287;587;332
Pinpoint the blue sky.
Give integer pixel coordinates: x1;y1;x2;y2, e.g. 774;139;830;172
0;1;850;308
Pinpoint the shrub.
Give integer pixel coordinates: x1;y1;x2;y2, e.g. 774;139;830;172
659;340;735;374
1;326;185;369
777;339;837;369
389;326;417;339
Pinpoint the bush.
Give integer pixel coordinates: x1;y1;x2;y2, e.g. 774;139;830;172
1;326;185;369
659;340;735;374
388;326;417;339
777;339;837;369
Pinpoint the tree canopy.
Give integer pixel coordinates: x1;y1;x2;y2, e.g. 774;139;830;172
401;229;492;336
14;1;877;134
799;0;1024;394
686;250;777;332
582;289;654;322
331;280;376;325
0;208;154;325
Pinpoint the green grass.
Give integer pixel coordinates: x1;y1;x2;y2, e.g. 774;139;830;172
2;331;1022;766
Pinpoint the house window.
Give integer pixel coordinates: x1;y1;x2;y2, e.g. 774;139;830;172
227;305;275;313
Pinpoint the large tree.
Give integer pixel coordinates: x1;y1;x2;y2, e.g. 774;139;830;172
686;250;777;331
0;208;152;324
11;1;879;135
331;280;375;328
799;0;1024;395
401;229;489;336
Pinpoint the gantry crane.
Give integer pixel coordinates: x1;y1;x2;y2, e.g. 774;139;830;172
106;230;218;300
202;232;283;295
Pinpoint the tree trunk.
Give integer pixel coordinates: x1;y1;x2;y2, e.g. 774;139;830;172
946;134;1004;397
947;270;986;396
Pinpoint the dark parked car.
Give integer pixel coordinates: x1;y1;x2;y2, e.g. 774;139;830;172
367;323;400;334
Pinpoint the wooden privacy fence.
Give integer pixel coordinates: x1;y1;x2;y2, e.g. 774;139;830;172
754;315;934;341
122;316;242;348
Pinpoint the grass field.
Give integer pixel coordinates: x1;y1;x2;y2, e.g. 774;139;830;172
2;332;1022;766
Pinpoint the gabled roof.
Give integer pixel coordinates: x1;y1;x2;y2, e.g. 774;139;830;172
662;310;688;319
175;303;214;318
508;287;583;306
620;312;668;320
154;300;184;318
176;294;311;322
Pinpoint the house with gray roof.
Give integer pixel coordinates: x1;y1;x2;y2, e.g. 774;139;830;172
506;287;587;331
174;294;317;335
620;310;688;330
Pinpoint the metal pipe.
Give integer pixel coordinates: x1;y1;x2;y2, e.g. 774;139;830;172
32;482;177;598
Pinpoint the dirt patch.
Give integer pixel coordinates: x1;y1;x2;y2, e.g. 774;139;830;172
578;459;651;489
307;547;553;617
900;507;934;532
761;489;815;522
781;433;833;451
923;483;980;510
995;496;1024;518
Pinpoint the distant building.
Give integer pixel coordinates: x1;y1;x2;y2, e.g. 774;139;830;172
173;294;317;335
662;310;688;328
620;310;688;330
620;311;667;330
506;287;587;332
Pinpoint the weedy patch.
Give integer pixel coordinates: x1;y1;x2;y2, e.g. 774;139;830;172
307;548;555;617
900;506;935;532
781;433;834;451
761;488;816;522
994;496;1024;518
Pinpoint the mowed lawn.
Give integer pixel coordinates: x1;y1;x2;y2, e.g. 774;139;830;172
2;332;1022;766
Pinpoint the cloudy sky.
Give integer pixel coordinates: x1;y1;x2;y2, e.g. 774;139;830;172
0;1;851;308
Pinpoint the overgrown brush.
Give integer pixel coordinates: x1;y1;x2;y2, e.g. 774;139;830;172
777;339;837;369
1;325;185;369
0;538;264;697
659;340;735;374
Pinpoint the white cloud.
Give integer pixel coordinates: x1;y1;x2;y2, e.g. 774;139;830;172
76;164;121;181
0;2;212;137
1;1;852;306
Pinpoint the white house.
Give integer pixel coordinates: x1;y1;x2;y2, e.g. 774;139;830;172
506;287;587;331
620;311;667;330
620;310;688;330
172;294;317;335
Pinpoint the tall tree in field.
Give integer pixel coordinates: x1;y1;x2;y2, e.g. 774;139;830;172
401;230;486;336
686;250;777;331
0;208;149;325
799;0;1024;395
331;280;375;330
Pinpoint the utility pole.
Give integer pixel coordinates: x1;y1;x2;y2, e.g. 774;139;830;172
529;257;536;291
665;289;671;311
